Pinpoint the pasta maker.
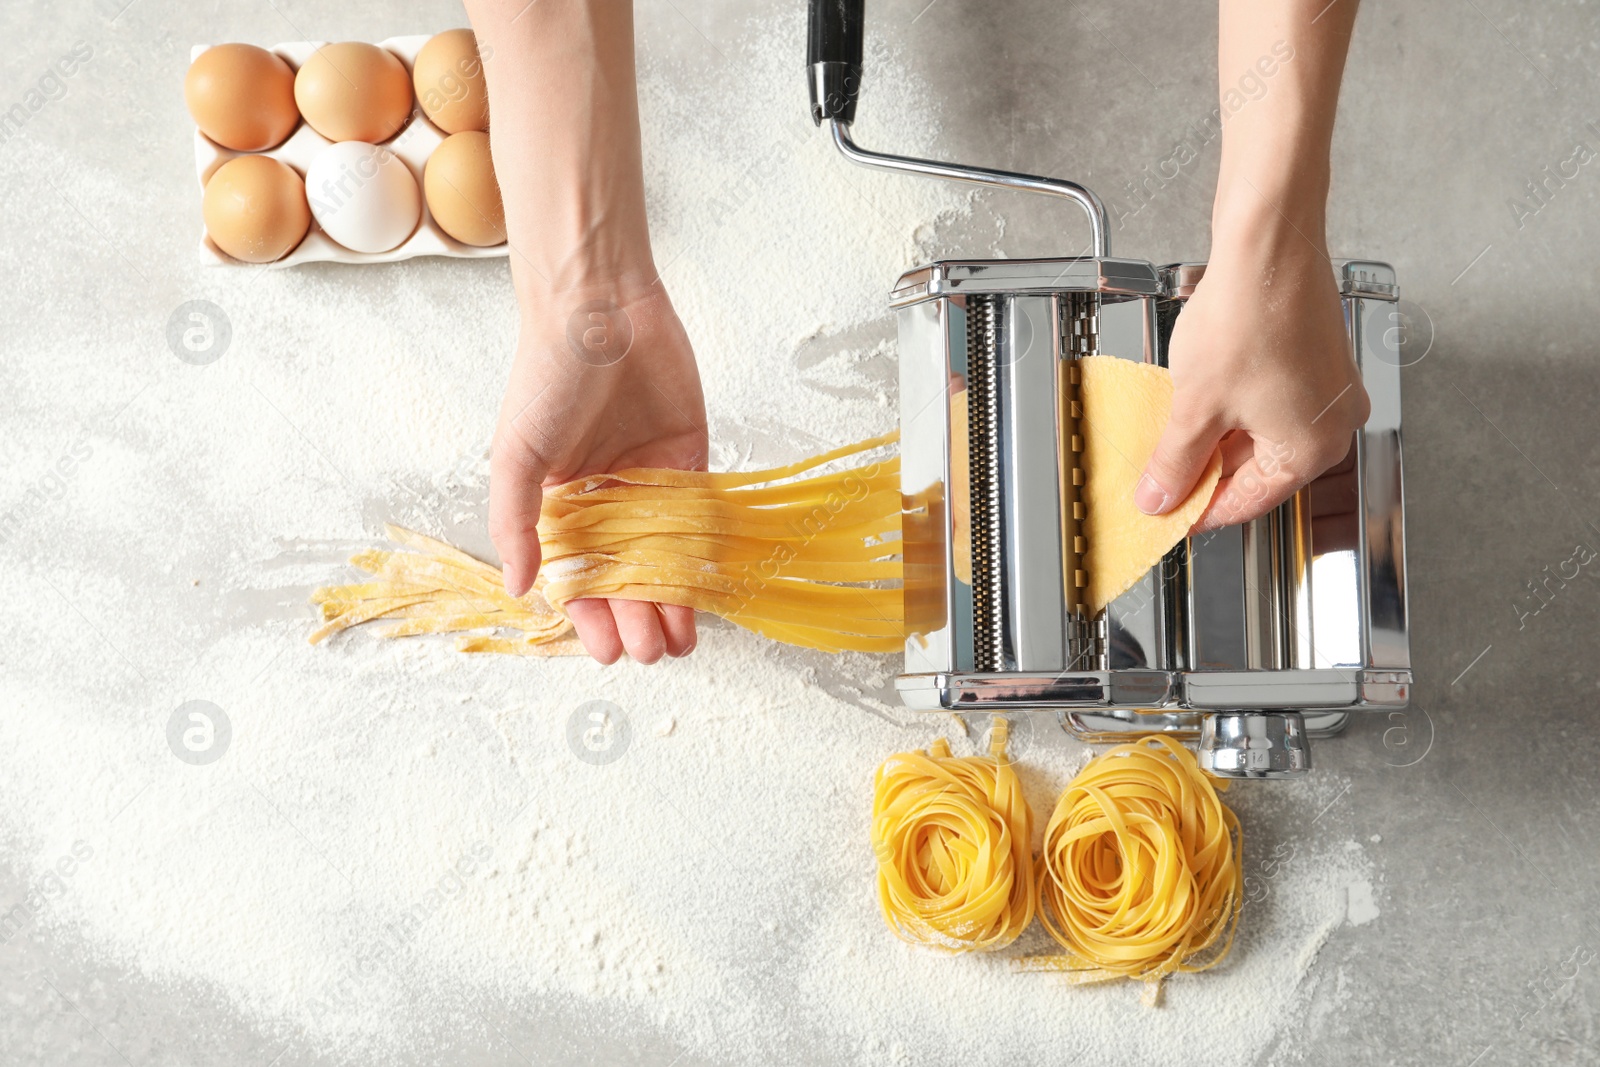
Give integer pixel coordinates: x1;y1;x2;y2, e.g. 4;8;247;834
807;1;1412;779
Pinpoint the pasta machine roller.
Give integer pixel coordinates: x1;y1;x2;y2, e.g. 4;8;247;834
807;0;1412;779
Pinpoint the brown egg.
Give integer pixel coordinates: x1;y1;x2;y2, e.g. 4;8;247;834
424;131;505;246
202;155;311;264
185;43;299;151
412;29;488;134
294;42;414;143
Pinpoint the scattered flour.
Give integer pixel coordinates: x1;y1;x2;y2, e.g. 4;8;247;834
0;10;1379;1067
1345;880;1381;926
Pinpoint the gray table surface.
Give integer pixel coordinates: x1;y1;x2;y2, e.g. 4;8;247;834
3;1;1599;1064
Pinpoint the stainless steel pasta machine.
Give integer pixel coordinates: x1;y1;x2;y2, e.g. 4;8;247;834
807;0;1413;779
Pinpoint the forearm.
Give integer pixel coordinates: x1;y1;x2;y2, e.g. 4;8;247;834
1213;0;1359;248
464;0;655;302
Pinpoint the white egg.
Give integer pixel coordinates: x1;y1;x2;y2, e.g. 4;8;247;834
304;141;422;254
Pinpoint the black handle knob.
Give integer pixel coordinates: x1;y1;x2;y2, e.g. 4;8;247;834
807;0;864;126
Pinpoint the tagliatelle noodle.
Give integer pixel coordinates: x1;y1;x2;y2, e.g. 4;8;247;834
309;433;904;655
870;717;1036;952
1020;735;1243;992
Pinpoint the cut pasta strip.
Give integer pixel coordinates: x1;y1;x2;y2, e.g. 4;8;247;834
308;432;904;655
871;717;1036;952
1019;735;1243;991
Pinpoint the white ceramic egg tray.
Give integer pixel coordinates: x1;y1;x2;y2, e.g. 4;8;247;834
191;35;508;268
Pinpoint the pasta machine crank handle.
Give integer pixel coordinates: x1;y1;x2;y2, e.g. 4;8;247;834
805;0;1112;258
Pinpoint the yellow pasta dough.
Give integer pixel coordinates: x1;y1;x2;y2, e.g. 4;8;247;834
871;717;1036;952
1079;356;1222;614
949;391;972;586
310;433;904;655
948;358;1217;617
1021;735;1243;989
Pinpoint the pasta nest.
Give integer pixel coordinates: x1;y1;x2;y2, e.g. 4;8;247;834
1032;735;1243;986
870;718;1036;952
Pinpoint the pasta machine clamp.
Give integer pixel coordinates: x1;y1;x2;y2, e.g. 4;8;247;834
807;0;1413;779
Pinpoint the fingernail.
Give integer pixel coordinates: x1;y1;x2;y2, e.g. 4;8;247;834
1135;473;1172;515
502;563;522;596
